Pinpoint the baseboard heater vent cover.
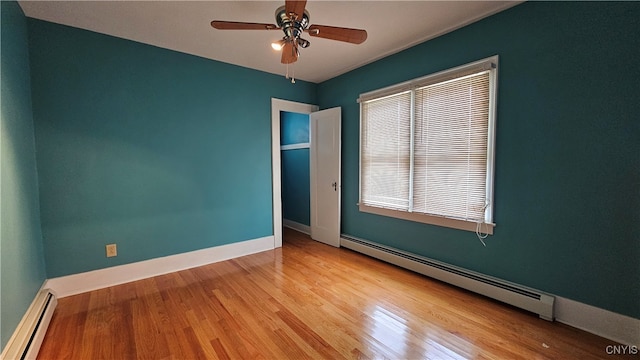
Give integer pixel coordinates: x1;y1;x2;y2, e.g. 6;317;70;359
1;289;57;360
340;235;554;320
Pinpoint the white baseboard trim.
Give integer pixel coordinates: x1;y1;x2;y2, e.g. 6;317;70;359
283;219;311;235
44;235;274;298
555;296;639;347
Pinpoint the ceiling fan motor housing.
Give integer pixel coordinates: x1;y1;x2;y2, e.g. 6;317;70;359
275;5;310;44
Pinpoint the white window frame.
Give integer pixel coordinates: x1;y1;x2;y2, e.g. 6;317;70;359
358;56;498;234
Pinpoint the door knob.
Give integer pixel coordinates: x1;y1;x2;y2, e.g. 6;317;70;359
332;182;337;191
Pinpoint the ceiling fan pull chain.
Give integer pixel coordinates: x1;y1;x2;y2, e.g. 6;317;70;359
285;63;295;83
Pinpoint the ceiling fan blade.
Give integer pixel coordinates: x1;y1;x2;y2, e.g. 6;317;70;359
285;0;307;19
306;25;367;44
281;42;298;64
211;21;278;30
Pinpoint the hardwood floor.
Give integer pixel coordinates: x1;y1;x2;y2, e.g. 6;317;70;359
38;228;634;359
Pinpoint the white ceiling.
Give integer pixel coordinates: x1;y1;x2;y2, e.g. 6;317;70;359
19;1;521;83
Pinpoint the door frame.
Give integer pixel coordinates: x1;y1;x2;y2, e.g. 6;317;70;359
271;98;318;248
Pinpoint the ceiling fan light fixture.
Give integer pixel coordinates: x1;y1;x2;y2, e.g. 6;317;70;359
271;39;286;51
297;38;310;48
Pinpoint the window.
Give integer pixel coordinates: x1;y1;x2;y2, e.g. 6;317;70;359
359;56;497;234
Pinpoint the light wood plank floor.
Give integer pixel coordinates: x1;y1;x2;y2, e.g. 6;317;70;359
38;228;634;359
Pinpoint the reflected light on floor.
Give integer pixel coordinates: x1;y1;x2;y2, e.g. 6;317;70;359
424;337;474;360
370;305;409;356
367;304;476;359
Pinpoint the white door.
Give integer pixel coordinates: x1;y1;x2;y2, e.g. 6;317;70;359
310;107;341;247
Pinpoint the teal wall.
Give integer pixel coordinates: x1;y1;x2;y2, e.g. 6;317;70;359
281;111;310;145
0;1;47;349
318;2;640;319
280;111;310;226
27;19;316;277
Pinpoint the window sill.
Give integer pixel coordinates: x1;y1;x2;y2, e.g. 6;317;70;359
359;204;494;235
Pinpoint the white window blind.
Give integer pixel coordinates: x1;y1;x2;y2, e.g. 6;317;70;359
359;56;497;233
413;72;489;221
361;91;412;210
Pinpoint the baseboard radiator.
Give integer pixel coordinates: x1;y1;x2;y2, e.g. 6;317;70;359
340;235;555;321
1;289;57;360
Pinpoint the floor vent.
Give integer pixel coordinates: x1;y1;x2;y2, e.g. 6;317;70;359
340;235;554;320
1;289;57;360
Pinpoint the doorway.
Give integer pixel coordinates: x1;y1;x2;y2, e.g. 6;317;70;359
271;99;341;248
280;111;311;234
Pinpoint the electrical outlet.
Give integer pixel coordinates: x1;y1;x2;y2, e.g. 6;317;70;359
106;244;117;257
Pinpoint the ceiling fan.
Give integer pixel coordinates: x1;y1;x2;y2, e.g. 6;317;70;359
211;0;367;81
